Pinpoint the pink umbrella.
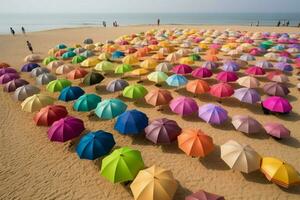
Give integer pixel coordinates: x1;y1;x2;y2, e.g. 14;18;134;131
210;83;234;98
232;115;262;134
185;190;225;200
0;73;20;84
262;96;292;114
191;67;213;79
169;96;198;116
172;64;193;75
216;71;238;82
245;66;265;76
48;116;85;142
0;67;17;76
263;123;290;139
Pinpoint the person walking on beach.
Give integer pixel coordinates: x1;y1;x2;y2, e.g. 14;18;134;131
157;18;160;26
21;26;26;35
286;21;290;27
298;22;300;28
256;21;259;27
10;27;15;36
26;41;33;54
277;21;281;27
102;21;106;28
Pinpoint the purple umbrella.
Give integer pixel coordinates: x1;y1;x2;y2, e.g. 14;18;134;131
106;79;129;92
169;96;198;116
263;82;290;96
0;68;17;76
3;79;29;92
233;88;261;104
262;96;292;113
263;123;290;139
202;61;218;70
0;73;20;84
145;118;182;144
48;116;85;142
232;115;262;134
21;63;40;72
198;103;228;125
222;61;240;71
274;62;293;72
191;67;213;79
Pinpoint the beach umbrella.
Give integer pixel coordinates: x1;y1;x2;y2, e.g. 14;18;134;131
274;62;293;72
0;62;10;68
24;54;42;62
262;96;292;114
33;105;68;126
83;38;93;44
216;71;238;83
263;123;290;139
156;62;172;72
56;44;67;49
114;109;148;135
185;190;225;200
13;85;40;101
71;55;86;64
130;165;178;200
205;54;219;62
82;72;104;86
256;61;273;69
123;54;139;65
178;129;214;157
171;64;193;75
166;74;187;87
3;79;28;92
106;79;129;93
30;67;50;77
232;115;262;134
94;61;114;72
222;61;240;72
81;50;95;58
21;63;40;72
36;73;57;85
122;84;148;99
130;68;149;76
21;94;54;112
233;88;260;104
62;51;76;59
147;71;168;83
80;57;100;67
48;116;85;142
56;64;74;75
140;59;157;70
47;60;64;71
271;74;289;83
144;89;173;107
237;76;260;88
73;94;101;112
58;86;85;102
198;104;228;125
261;157;300;188
46;79;72;92
0;68;17;76
76;130;115;160
210;83;234;98
112;51;125;59
263;82;290;97
240;54;255;61
67;68;88;80
54;49;67;57
145;118;181;144
95;98;127;119
100;147;144;183
115;64;133;74
186;80;210;95
245;66;265;76
98;52;111;61
179;57;194;65
191;67;213;79
42;56;58;65
169;96;198;116
202;61;218;70
190;54;201;61
221;140;261;173
0;73;20;84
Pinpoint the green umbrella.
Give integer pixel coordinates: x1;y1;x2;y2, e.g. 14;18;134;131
147;71;168;83
94;61;114;72
114;64;133;74
83;72;104;86
46;79;72;92
67;47;75;52
43;56;58;65
189;54;201;61
73;94;101;112
100;147;144;183
62;51;76;59
72;55;86;64
122;84;148;99
261;41;274;49
95;98;127;119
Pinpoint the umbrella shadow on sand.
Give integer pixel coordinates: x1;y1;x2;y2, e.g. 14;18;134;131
241;171;271;185
278;185;300;195
161;142;183;154
276;137;300;148
276;111;300;122
129;133;154;146
285;94;298;102
67;129;91;153
199;146;230;171
211;117;235;131
95;85;112;95
173;182;193;200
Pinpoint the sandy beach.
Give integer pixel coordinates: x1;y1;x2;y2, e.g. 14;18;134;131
0;25;300;200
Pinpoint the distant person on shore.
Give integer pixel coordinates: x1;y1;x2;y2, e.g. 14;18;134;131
157;18;160;26
287;21;290;27
277;21;281;27
26;41;33;54
21;26;26;35
256;21;259;27
10;27;15;36
298;23;300;28
102;21;106;27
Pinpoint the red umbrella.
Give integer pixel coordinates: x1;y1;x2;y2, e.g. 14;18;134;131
191;67;213;78
34;105;68;126
185;190;225;200
171;64;193;74
210;83;234;98
245;66;265;76
216;71;238;83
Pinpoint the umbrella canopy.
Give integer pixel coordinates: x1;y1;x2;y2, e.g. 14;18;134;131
112;51;125;59
80;57;100;67
147;71;168;83
62;51;76;59
83;38;93;44
240;54;255;61
185;190;225;200
34;105;68;126
106;79;129;92
233;88;261;104
76;130;115;160
58;86;85;101
216;71;238;83
221;140;261;173
186;80;210;95
172;64;193;75
245;66;265;76
115;64;133;74
262;96;292;113
263;123;290;139
36;73;57;85
55;64;74;75
21;63;40;72
202;61;218;70
263;82;290;96
0;62;10;68
67;68;88;80
156;62;172;72
237;76;260;88
0;73;20;84
71;55;86;64
46;79;72;92
191;67;213;79
82;72;104;86
144;89;173;106
222;61;240;71
0;67;17;76
178;129;214;157
198;104;228;125
13;85;40;101
210;83;234;98
48;116;85;142
145;118;181;144
261;157;300;188
114;109;148;135
275;62;293;72
169;96;198;116
122;84;148;99
73;94;101;112
95;98;127;119
42;56;58;65
232;115;262;134
166;74;188;87
100;147;144;183
130;68;149;76
3;79;29;92
140;59;157;70
122;54;139;65
94;61;114;72
256;61;273;69
47;60;64;71
21;94;54;112
56;44;67;49
30;67;49;77
130;165;178;200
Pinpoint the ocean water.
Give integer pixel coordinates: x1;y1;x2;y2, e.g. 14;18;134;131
1;12;300;34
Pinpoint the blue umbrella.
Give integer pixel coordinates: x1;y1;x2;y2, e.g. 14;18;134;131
59;86;85;102
21;63;40;72
112;51;125;59
56;44;67;49
76;130;115;160
73;94;102;112
166;74;187;87
114;109;148;135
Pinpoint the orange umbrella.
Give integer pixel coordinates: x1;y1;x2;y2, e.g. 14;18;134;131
145;89;173;107
186;80;210;95
151;53;165;60
205;54;219;62
207;48;219;55
67;68;88;80
178;129;214;157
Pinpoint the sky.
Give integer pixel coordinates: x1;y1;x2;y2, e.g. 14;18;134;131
1;0;300;13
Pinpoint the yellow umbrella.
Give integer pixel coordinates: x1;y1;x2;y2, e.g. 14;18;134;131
179;57;194;65
21;94;54;112
80;57;100;68
122;54;139;65
73;44;82;48
140;59;157;70
131;68;149;76
261;157;300;188
198;43;208;50
98;52;111;61
48;48;57;56
84;44;96;50
130;165;178;200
